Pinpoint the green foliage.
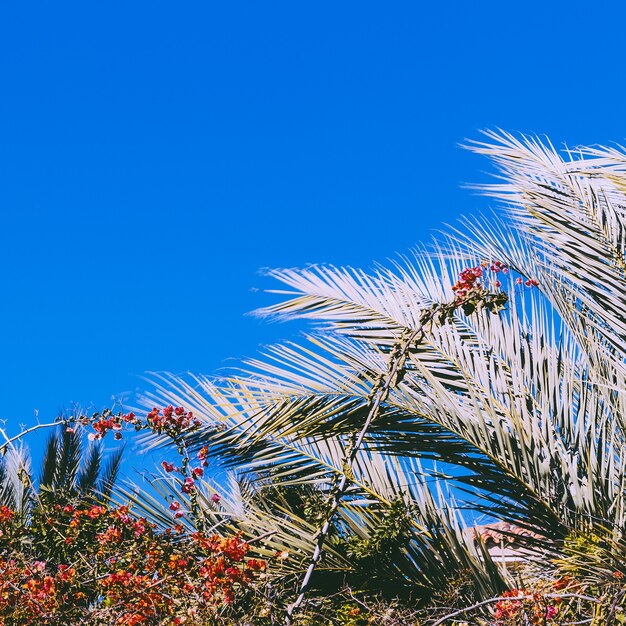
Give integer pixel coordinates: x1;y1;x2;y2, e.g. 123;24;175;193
38;426;124;507
346;496;415;580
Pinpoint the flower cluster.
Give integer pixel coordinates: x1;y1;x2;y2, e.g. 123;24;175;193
452;261;539;301
0;505;14;523
0;557;82;624
147;405;201;435
76;406;203;444
436;260;541;323
5;406;274;623
0;500;265;625
65;407;216;512
433;261;509;321
82;409;137;441
492;589;558;625
452;265;487;299
493;590;525;621
452;261;510;299
191;532;266;603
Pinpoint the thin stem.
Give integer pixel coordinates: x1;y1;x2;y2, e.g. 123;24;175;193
0;422;59;455
429;592;601;626
285;320;430;624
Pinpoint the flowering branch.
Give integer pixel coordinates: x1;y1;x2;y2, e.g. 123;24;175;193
285;262;512;625
0;407;268;624
429;591;601;626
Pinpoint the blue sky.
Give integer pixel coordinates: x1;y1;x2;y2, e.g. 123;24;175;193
1;1;624;440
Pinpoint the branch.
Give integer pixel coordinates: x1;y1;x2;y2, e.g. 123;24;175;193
0;421;60;455
285;322;429;624
429;592;602;626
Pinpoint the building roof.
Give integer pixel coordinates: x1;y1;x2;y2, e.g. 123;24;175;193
466;521;543;565
469;521;543;546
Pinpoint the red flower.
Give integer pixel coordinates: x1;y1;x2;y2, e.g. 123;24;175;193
181;478;195;494
0;506;14;523
85;505;106;519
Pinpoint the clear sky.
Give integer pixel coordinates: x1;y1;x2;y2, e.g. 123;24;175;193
1;1;624;435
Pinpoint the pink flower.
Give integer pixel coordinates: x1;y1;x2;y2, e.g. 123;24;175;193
515;277;523;284
162;461;175;473
490;261;507;273
545;605;558;619
132;519;146;538
181;477;195;494
169;501;180;511
192;467;204;478
211;493;221;504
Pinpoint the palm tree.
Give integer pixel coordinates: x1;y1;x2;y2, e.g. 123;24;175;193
137;131;626;620
39;426;124;505
134;374;506;619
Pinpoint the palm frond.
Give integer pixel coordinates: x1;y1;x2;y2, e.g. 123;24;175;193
135;131;626;608
77;443;102;494
96;444;125;500
1;446;34;517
